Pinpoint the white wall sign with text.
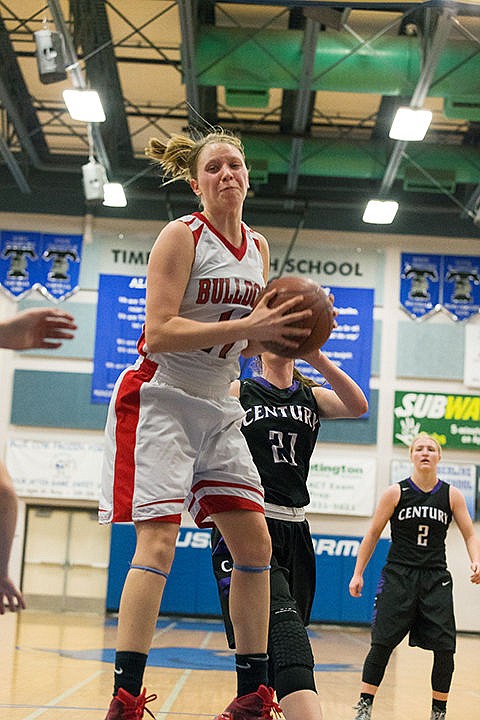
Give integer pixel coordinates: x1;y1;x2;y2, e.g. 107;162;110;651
6;437;104;501
306;452;376;516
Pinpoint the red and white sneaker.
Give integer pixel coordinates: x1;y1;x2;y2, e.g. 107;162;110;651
105;688;157;720
214;685;282;720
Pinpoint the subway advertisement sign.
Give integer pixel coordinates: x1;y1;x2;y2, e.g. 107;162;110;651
393;390;480;450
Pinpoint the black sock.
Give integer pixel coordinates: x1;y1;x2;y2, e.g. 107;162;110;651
235;653;268;697
432;700;447;712
360;693;375;704
113;651;148;697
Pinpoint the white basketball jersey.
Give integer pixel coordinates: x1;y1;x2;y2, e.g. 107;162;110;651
142;212;265;396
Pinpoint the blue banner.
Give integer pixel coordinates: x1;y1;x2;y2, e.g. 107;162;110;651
38;232;83;302
400;252;480;322
296;286;373;405
0;230;42;300
400;252;441;320
240;286;374;407
0;229;83;302
442;254;480;321
91;274;146;403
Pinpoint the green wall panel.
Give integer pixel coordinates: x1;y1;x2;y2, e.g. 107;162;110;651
396;320;464;380
318;389;378;445
18;299;96;360
11;370;107;429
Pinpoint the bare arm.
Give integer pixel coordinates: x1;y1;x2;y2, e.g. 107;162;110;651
450;486;480;584
242;233;271;357
0;307;77;350
349;484;399;598
303;349;369;418
144;222;311;354
0;461;25;613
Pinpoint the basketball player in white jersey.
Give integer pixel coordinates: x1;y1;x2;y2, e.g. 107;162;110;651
99;128;313;720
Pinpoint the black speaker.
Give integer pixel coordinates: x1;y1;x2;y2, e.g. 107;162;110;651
34;29;67;84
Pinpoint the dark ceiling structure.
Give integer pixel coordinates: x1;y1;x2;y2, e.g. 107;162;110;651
1;0;480;236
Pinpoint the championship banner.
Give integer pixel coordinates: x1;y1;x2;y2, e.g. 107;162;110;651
393;390;480;450
442;254;480;321
400;252;480;322
390;459;476;520
6;437;104;500
399;252;441;320
91;274;146;403
306;452;376;516
38;232;83;302
0;230;43;300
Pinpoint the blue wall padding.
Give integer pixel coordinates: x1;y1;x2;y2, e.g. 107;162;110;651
106;525;389;625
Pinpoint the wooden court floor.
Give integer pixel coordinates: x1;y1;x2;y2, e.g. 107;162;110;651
1;610;478;720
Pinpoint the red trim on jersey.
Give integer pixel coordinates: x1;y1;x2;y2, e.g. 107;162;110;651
178;215;203;247
192;211;248;261
111;358;158;522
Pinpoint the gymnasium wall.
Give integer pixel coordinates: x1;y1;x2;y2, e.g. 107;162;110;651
1;210;479;631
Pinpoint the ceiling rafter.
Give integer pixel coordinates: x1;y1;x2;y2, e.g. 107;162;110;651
70;0;133;169
0;11;49;162
0;1;479;234
379;2;457;196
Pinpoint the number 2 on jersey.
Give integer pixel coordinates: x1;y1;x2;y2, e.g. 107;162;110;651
417;524;429;546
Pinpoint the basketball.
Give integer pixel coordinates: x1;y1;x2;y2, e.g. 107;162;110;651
255;275;335;357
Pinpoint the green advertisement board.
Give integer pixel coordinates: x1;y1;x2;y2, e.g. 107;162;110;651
393;390;480;450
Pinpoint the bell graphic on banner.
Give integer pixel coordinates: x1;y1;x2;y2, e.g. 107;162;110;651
34;28;67;84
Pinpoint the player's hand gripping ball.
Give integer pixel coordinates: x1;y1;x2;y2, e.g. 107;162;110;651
256;276;335;357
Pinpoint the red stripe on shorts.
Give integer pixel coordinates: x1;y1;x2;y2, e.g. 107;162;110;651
192;478;265;499
112;358;157;522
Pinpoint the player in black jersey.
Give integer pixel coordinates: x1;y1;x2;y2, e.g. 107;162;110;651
212;348;368;720
349;433;480;720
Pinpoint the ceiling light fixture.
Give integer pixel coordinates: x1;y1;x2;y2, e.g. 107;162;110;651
103;182;127;207
362;199;399;224
63;88;106;122
389;107;432;141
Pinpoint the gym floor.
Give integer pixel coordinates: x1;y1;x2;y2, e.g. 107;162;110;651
1;610;478;720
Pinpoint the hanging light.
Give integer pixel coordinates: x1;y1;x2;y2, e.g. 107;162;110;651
103;182;127;207
63;88;106;122
363;199;399;224
389;107;432;141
